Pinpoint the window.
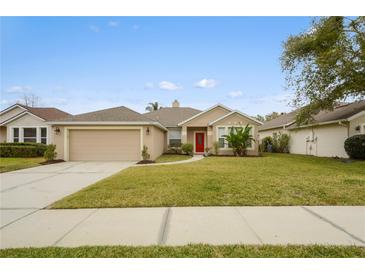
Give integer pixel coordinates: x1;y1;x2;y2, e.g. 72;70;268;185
41;127;47;144
13;128;19;143
168;128;182;147
23;128;37;143
218;127;225;148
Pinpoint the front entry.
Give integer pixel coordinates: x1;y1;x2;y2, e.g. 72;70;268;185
195;132;205;153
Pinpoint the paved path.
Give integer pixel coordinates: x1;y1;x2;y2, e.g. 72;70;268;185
133;155;204;167
1;206;364;248
0;161;134;225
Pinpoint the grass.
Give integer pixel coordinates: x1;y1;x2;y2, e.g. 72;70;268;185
0;157;44;173
51;153;365;208
155;154;192;163
1;244;364;258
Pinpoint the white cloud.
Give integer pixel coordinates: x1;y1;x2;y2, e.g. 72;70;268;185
132;24;140;30
194;78;217;89
6;85;32;93
144;82;154;89
229;90;243;98
89;25;100;32
158;81;182;91
108;21;119;27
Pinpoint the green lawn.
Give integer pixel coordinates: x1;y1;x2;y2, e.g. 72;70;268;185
51;153;365;208
1;244;364;258
0;157;44;173
155;154;192;163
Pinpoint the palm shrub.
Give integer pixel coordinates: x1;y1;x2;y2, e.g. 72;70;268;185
224;125;255;156
141;145;150;160
44;144;57;161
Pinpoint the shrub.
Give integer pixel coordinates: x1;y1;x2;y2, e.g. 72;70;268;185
166;146;182;154
0;142;47;157
181;143;193;155
44;144;57;161
213;141;219;155
261;136;273;152
141;145;150;160
223;125;255;156
344;134;365;159
277;133;290;153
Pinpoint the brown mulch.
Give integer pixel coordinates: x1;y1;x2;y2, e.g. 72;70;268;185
136;160;156;165
40;159;65;165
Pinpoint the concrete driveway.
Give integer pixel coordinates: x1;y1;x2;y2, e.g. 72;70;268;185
0;161;134;227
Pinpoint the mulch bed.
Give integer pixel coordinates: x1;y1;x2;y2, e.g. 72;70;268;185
136;160;156;165
40;159;65;165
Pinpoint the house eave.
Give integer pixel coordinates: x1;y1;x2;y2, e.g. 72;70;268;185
47;121;168;131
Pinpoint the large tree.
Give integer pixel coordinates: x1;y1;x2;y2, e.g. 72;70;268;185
281;16;365;124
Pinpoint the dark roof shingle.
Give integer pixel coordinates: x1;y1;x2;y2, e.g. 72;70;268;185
143;107;201;127
20;104;71;121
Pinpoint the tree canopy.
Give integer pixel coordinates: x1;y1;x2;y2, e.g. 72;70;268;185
281;16;365;124
145;102;162;112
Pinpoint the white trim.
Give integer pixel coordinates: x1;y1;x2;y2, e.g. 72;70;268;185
347;110;365;121
215;125;255;151
287;119;348;130
48;121;167;131
8;126;49;144
193;131;206;154
63;126;144;161
208;110;263;126
0;104;27;115
177;104;232;126
0;111;46;126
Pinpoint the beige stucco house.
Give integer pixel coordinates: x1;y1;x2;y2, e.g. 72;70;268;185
258;101;365;158
0;101;263;161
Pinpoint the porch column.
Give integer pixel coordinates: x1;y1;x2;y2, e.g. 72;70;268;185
181;126;187;144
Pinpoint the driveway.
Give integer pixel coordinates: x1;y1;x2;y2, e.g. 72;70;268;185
0;161;134;227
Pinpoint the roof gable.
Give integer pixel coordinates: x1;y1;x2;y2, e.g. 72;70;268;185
209;110;263;126
143;107;201;127
178;104;232;126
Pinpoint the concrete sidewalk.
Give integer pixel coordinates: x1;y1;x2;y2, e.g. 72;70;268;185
1;206;364;249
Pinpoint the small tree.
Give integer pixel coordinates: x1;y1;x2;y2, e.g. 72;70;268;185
141;145;150;160
44;144;57;161
145;102;162;112
224;125;255;156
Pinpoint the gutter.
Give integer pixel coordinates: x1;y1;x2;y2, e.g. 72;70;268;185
287;119;349;130
46;121;168;131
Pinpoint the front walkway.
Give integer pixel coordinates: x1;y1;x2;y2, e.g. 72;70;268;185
1;206;364;248
133;155;204;167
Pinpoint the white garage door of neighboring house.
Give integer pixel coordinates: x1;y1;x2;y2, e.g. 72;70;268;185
69;129;141;161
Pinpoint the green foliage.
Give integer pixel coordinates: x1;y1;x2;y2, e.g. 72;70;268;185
0;143;47;157
181;143;193;155
145;102;162;112
213;141;219;155
261;136;273;152
223;125;255;156
281;16;365;124
344;134;365;159
141;145;150;160
276;133;290;153
44;144;57;161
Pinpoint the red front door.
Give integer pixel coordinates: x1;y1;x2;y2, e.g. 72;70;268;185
195;133;205;153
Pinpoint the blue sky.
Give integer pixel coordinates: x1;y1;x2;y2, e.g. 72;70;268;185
0;17;312;115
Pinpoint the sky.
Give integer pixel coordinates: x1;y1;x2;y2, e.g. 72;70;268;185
0;17;313;116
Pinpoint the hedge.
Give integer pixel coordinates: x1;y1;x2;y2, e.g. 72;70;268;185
344;134;365;159
0;142;47;157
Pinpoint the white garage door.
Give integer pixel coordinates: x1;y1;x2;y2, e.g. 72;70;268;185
69;129;141;161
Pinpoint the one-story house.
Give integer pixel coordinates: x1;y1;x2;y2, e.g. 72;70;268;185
0;104;70;144
0;101;263;161
258;101;365;158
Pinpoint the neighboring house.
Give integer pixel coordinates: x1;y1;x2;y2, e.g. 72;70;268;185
0;104;70;144
0;101;263;161
258;101;365;158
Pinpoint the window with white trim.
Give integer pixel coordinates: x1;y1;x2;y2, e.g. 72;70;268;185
13;128;19;143
41;127;47;144
217;126;253;149
23;128;37;143
168;128;182;147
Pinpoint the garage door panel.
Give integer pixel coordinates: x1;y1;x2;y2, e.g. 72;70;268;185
69;129;140;161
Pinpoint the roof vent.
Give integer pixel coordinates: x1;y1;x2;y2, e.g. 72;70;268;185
172;100;180;108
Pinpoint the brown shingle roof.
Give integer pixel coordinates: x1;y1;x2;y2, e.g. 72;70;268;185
258;110;298;131
20;105;71;121
143;107;201;127
286;100;365;129
54;106;154;122
259;100;365;131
